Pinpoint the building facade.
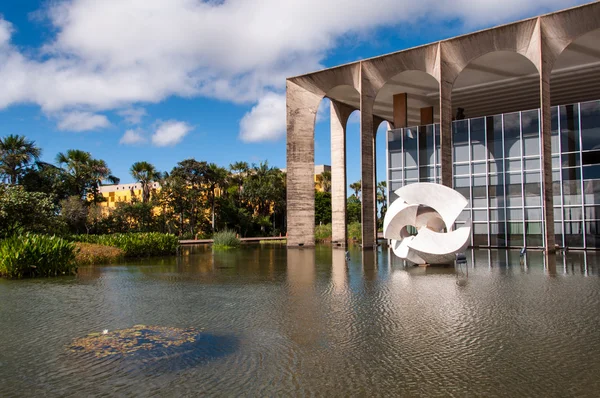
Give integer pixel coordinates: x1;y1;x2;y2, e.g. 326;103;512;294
285;2;600;250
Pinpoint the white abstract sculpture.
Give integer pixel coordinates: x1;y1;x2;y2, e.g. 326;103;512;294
383;183;471;265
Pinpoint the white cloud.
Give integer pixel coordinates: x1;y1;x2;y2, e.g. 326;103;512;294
152;120;192;147
120;128;146;145
118;107;147;124
0;0;586;138
239;93;286;142
56;111;111;132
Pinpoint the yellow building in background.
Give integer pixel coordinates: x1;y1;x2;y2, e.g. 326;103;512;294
279;164;331;192
97;182;161;210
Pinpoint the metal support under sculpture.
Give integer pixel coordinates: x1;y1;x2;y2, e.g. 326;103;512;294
383;183;471;265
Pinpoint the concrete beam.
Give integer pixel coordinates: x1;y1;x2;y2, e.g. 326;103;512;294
420;106;434;125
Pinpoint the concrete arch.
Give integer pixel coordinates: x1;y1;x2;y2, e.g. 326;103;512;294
373;70;439;127
540;2;600;70
440;18;540;85
550;28;600;106
452;50;540;119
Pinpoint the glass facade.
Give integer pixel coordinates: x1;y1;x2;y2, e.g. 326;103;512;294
386;99;600;249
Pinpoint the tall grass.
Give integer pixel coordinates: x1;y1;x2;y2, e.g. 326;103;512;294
348;222;362;243
315;223;332;242
74;242;124;265
71;233;179;257
212;230;240;250
0;234;77;279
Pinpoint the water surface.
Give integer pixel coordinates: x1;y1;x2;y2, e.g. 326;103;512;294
1;245;599;397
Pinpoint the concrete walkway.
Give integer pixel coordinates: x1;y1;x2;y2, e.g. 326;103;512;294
180;236;286;245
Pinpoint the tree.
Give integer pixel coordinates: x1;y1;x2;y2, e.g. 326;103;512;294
350;180;361;198
0;185;61;237
347;194;361;224
56;149;119;202
315;171;331;193
21;161;70;204
243;162;286;234
130;161;160;203
315;191;332;225
59;196;88;234
0;134;41;185
377;181;387;224
205;163;228;232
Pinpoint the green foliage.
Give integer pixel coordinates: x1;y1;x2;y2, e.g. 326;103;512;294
130;161;160;203
212;229;241;250
0;134;41;185
71;233;179;257
0;185;63;238
347;194;361;224
315;223;332;242
348;222;362;243
0;234;77;279
259;239;286;244
74;242;124;265
315;191;332;225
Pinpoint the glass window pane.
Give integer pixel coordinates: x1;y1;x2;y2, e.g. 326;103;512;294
453;120;469;162
507;222;524;247
507;208;522;220
522;110;540;156
472;162;486;174
506;159;521;172
473;209;487;221
554;207;562;221
560;104;579;153
404;129;418;167
564;207;582;221
504;112;521;158
525;158;541;171
454;164;470;175
561;152;580;167
489;222;506;247
585;221;600;248
388;130;402;151
580;101;600;152
526;222;544;247
564;221;583;247
490;208;504;221
486;115;503;161
390;152;402;168
471;118;486;161
525;208;542;220
585;206;600;220
551;106;559;154
389;170;403;181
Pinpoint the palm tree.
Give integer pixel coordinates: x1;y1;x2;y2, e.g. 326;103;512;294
350;180;361;198
0;134;41;185
377;181;387;220
130;161;160;203
205;163;229;232
56;149;119;202
315;171;331;193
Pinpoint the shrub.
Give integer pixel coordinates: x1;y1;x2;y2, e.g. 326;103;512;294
74;242;124;265
315;223;332;242
212;230;240;250
71;232;179;257
0;234;77;279
348;222;362;243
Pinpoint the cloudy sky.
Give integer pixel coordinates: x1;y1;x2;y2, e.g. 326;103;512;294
0;0;587;185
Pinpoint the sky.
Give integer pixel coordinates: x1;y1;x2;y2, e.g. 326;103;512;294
0;0;589;187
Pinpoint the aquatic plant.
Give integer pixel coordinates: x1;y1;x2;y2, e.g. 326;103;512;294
69;325;202;358
74;242;124;265
71;233;179;257
212;230;240;250
0;233;77;279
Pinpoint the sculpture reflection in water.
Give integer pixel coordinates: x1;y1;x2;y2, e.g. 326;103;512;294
383;183;471;265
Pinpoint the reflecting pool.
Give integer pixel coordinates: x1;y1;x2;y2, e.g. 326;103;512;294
1;245;599;396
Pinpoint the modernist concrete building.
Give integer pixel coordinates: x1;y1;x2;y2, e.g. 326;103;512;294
285;2;600;251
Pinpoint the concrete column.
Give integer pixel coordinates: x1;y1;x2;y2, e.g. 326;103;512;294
393;93;408;128
539;34;556;253
439;79;453;188
286;80;323;247
360;66;378;249
330;101;354;247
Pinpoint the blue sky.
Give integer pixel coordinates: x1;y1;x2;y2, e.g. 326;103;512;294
0;0;587;187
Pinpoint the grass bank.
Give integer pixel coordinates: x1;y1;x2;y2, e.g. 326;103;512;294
71;232;179;257
314;222;362;244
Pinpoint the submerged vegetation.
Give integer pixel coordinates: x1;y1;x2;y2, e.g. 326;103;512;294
0;234;77;279
212;230;241;250
71;233;179;257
